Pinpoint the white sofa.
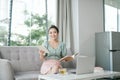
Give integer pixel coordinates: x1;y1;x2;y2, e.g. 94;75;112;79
0;46;75;80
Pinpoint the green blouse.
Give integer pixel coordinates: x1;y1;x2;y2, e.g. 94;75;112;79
42;41;67;60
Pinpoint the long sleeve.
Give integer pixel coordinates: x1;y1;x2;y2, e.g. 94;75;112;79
61;42;67;57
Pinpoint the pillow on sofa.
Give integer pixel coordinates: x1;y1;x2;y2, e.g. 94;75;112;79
0;59;14;80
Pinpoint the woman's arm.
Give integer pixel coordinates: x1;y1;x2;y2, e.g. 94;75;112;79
39;50;46;61
61;42;67;57
39;41;48;61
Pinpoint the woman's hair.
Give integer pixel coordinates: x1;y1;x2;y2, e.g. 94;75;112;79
48;25;59;33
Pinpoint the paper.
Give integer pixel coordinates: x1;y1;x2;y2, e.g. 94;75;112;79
39;46;49;53
59;56;74;62
59;53;79;62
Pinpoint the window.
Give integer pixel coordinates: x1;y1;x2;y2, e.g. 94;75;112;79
0;0;9;46
105;5;117;31
104;0;120;32
0;0;56;46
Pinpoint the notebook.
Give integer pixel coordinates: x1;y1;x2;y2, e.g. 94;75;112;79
69;56;95;75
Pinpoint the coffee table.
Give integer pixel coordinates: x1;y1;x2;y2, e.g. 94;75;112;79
38;71;120;80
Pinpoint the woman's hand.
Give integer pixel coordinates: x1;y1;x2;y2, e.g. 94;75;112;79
39;50;45;55
39;50;45;61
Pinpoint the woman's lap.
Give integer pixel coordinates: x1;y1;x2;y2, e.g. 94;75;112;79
40;59;62;74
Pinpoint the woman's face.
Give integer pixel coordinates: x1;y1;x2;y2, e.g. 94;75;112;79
49;28;58;40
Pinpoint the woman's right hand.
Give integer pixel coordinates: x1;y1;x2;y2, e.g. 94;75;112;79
39;50;45;56
39;50;45;60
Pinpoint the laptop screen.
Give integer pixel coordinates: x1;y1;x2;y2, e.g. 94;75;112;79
76;56;95;75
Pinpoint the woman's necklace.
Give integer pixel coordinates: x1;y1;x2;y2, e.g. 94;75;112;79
49;40;59;49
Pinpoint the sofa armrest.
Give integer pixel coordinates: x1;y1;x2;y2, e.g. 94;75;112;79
0;59;14;80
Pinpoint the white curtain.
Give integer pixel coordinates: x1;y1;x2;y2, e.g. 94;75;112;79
56;0;74;53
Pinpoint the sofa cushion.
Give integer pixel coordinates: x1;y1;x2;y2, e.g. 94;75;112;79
15;71;40;80
0;59;14;80
0;46;42;72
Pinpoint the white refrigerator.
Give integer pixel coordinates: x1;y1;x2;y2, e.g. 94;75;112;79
95;32;120;71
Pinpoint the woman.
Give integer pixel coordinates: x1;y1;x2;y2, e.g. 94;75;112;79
39;25;72;74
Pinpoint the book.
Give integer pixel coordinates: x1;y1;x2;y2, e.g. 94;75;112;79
59;53;79;62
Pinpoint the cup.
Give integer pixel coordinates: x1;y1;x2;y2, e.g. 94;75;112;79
59;68;67;74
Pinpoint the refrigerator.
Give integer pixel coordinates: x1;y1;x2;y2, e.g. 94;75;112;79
95;32;120;71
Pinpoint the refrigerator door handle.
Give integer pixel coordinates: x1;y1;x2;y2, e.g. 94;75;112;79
109;49;120;52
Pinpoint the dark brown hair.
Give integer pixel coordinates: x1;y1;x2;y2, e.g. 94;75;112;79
48;25;59;33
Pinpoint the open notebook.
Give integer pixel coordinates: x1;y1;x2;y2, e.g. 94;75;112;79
69;56;95;75
59;53;79;62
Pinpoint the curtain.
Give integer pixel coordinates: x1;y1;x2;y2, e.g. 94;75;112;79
56;0;74;53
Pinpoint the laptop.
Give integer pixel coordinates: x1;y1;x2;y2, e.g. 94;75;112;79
69;55;95;75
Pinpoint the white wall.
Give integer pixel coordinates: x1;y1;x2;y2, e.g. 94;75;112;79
71;0;104;56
